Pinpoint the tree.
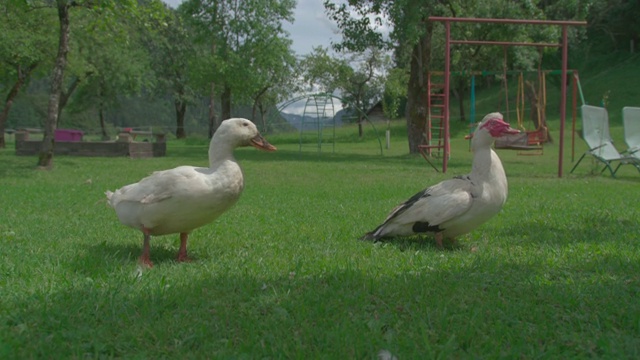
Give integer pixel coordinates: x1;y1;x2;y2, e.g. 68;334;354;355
70;16;156;139
336;48;387;137
37;0;75;169
382;67;408;121
298;46;351;93
0;1;55;148
324;0;443;153
325;0;572;153
429;1;552;123
180;0;295;135
143;3;196;139
587;0;639;52
34;0;151;169
246;36;298;132
298;46;387;137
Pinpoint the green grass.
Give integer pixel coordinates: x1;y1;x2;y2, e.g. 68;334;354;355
1;121;640;359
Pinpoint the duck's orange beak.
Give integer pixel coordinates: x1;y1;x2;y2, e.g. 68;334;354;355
250;134;277;152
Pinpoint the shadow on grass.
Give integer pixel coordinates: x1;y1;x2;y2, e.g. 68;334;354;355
73;238;203;272
363;236;465;252
564;171;640;183
0;152;105;179
491;213;640;247
0;154;38;178
4;252;640;358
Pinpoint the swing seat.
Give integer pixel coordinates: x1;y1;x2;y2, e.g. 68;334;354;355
494;128;545;152
526;127;547;145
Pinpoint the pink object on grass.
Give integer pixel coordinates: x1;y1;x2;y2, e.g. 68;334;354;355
55;129;84;142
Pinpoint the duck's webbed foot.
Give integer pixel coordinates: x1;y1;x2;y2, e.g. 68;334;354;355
435;232;444;249
139;228;154;268
176;232;192;263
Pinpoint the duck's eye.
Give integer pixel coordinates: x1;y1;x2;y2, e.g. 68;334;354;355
242;122;249;127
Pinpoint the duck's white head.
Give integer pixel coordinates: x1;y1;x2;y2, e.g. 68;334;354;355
214;118;277;152
470;112;519;146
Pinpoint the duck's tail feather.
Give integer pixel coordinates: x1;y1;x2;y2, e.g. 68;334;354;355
360;231;377;241
105;191;114;207
360;223;385;241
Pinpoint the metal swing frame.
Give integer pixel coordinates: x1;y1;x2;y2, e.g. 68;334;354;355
428;16;587;176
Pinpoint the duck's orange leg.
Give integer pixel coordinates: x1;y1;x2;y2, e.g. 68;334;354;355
435;232;444;249
177;232;192;263
139;228;154;268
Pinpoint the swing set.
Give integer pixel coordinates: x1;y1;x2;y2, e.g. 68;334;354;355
493;74;547;154
425;16;587;177
492;47;548;154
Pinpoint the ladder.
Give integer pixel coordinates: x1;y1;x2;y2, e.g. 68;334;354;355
418;71;448;171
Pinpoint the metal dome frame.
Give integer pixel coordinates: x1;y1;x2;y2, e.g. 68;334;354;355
278;92;384;155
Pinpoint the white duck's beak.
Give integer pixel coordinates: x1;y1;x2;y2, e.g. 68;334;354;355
250;134;277;151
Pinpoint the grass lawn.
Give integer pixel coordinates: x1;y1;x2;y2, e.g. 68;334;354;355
1;121;640;359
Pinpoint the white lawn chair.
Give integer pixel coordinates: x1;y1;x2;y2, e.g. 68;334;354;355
570;105;640;177
623;106;640;160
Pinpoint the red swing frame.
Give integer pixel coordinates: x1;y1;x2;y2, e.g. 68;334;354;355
428;17;587;177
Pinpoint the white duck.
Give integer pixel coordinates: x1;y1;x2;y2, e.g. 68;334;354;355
106;118;276;267
361;112;519;247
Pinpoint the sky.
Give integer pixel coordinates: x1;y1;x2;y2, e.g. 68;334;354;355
161;0;342;57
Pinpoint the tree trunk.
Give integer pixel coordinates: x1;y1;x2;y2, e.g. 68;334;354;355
221;85;232;121
405;21;432;154
0;64;37;148
252;102;257;121
208;40;218;138
208;81;217;138
37;1;71;169
175;99;187;139
97;83;108;139
99;106;108;140
357;97;364;138
57;74;86;125
258;102;268;132
95;82;108;140
252;85;269;128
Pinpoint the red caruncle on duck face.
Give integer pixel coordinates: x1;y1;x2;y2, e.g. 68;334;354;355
481;118;519;137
